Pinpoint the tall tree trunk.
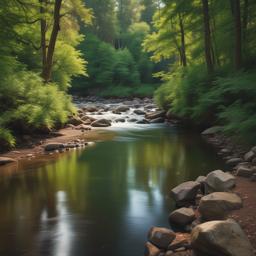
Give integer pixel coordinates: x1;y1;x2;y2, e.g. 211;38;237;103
202;0;214;74
233;0;242;70
178;13;187;67
39;0;47;77
42;0;62;83
242;0;248;40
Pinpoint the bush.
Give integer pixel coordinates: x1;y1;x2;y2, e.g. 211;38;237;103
0;57;75;148
154;66;256;144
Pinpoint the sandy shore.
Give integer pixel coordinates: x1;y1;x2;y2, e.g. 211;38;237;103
0;127;114;162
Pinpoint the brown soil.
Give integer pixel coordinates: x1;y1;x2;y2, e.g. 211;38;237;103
0;127;114;161
231;177;256;251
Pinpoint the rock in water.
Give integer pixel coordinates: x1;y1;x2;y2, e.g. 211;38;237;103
147;227;176;250
91;119;111;127
144;242;162;256
0;157;17;166
170;181;200;206
146;110;166;120
44;143;65;151
205;170;235;192
168;208;196;227
198;192;242;220
191;219;254;256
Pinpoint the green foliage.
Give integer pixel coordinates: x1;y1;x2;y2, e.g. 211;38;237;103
99;84;157;98
0;128;15;149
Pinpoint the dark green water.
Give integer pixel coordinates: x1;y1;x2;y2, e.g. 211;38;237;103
0;125;225;256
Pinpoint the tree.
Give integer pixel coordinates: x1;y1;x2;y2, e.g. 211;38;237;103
233;0;242;70
201;0;214;73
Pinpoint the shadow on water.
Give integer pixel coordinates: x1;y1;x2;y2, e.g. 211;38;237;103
0;125;226;256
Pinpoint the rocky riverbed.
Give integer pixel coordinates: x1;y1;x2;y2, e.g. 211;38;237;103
144;126;256;256
0;97;172;167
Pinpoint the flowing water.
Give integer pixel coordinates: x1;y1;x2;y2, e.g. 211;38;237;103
0;124;226;256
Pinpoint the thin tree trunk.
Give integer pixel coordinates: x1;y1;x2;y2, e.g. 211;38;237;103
233;0;242;70
242;0;248;40
42;0;62;82
178;13;187;67
202;0;214;73
39;0;47;77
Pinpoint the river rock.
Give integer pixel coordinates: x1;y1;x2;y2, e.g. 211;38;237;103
134;109;145;115
205;170;235;192
68;116;83;126
113;106;129;113
226;157;243;166
128;118;138;122
0;157;17;166
170;181;200;206
115;118;125;123
44;143;65;151
191;219;254;256
146;110;166;120
198;192;242;220
144;242;162;256
85;105;98;112
137;119;149;124
148;227;176;250
91;119;111;127
236;166;256;178
150;117;165;124
244;150;255;162
168;208;195;227
201;126;222;136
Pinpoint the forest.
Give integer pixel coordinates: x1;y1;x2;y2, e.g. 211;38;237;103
0;0;256;147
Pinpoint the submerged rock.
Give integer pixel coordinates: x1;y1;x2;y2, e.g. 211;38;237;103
170;181;200;206
205;170;235;192
148;227;176;250
198;192;242;220
191;219;254;256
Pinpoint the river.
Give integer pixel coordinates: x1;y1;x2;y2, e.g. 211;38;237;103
0;122;226;256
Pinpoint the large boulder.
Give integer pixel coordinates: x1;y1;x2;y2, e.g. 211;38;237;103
205;170;235;192
146;110;166;120
91;119;111;127
198;192;242;220
144;242;162;256
170;181;200;206
191;219;254;256
168;208;195;227
0;157;17;166
148;227;176;250
44;143;65;151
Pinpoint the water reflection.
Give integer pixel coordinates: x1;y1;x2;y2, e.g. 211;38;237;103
0;126;225;256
